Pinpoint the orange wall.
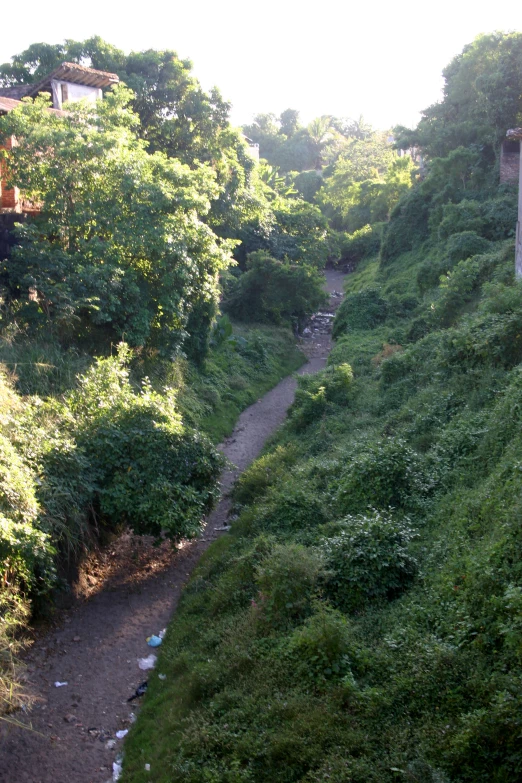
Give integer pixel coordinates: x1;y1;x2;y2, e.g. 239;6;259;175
0;136;21;211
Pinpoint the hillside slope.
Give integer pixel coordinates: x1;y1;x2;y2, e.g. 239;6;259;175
123;206;522;783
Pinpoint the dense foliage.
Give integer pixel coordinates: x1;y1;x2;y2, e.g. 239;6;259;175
0;89;234;355
122;32;522;783
223;251;327;325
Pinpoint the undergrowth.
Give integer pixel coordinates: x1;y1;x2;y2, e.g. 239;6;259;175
0;320;304;716
122;214;522;781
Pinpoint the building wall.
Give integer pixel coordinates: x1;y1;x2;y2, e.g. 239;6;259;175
51;79;102;109
500;140;520;184
0;136;20;211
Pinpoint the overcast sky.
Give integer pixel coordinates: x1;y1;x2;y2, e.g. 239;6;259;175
1;0;521;131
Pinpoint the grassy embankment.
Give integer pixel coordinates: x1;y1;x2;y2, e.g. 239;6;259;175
122;224;522;782
0;321;304;716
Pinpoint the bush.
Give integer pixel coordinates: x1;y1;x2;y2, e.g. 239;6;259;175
0;429;55;596
430;245;509;328
335;438;429;515
333;289;388;336
437;199;485;239
223;251;327;325
446;231;490;263
480;192;517;240
254;481;329;535
286;604;355;681
254;543;326;625
66;347;224;540
340;224;383;266
380;184;432;264
319;510;418;611
233;444;299;506
289;364;354;429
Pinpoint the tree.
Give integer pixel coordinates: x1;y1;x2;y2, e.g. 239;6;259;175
0;38;230;166
279;109;301;137
223;251;327;324
0;38;266;248
0;87;234;355
319;133;412;231
394;32;522;164
306;116;338;170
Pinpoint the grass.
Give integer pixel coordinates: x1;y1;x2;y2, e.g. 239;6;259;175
121;236;522;783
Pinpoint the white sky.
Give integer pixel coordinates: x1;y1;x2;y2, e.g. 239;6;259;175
1;0;521;131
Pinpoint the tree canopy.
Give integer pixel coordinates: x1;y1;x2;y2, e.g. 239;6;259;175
0;87;234;355
394;32;522;164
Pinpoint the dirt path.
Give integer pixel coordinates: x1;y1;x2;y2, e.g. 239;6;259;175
0;270;344;783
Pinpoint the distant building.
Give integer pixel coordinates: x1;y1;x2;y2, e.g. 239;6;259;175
500;138;520;184
242;134;260;162
0;63;119;212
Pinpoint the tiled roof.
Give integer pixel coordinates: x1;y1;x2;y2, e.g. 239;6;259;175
0;95;66;117
28;62;119;94
0;85;32;100
0;96;22;113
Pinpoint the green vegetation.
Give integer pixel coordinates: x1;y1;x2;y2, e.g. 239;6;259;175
223;251;327;326
121;32;522;783
0;39;312;716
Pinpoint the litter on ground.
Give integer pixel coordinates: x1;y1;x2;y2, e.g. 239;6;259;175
54;681;68;687
112;757;123;781
128;681;148;701
138;654;157;671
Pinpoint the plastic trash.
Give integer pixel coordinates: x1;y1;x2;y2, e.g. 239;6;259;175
138;654;157;671
158;673;167;680
112;758;123;781
129;712;136;723
106;739;116;750
115;729;128;739
54;681;68;687
158;628;166;640
146;635;162;647
128;681;148;702
145;764;151;771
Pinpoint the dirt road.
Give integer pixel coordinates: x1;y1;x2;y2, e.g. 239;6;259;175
0;269;344;783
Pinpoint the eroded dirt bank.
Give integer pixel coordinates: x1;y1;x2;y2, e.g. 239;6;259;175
0;269;344;783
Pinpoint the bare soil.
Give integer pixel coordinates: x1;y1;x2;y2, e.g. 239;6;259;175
0;270;344;783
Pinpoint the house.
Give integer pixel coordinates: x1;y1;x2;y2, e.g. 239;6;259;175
242;135;260;162
0;62;119;212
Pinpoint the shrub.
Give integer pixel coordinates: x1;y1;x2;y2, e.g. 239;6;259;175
254;481;328;535
319;510;418;611
68;352;223;539
254;543;326;625
446;231;490;263
340;224;383;266
286;605;355;681
233;444;299;506
0;432;55;596
430;244;510;328
289;364;354;429
223;251;327;325
437;199;485;239
336;438;429;515
333;289;388;336
480;192;517;240
380;184;432;264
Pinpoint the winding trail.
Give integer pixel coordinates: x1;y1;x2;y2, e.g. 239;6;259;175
0;269;344;783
